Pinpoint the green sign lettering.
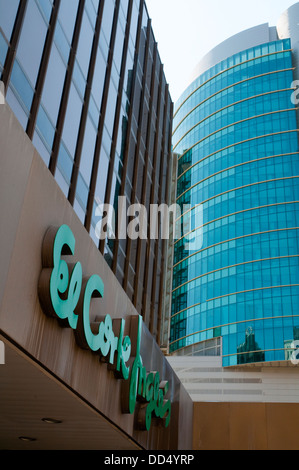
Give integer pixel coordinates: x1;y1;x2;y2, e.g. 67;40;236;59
38;225;171;431
126;315;171;430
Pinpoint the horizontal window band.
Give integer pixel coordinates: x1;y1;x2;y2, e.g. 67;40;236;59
176;129;299;168
172;344;296;358
222;346;296;360
174;200;299;246
172;255;299;294
170;284;299;320
177;146;299;183
173;88;295;150
173;68;295;134
174;48;293;117
176;153;299;201
173;226;299;269
176;108;297;158
175;200;299;229
169;313;299;347
175;176;299;220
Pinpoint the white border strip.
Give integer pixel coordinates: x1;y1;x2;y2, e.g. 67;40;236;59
0;81;5;105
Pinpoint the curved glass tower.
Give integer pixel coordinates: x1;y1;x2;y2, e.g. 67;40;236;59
170;9;299;366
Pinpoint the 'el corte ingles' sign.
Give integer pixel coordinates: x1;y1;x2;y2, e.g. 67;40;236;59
38;225;171;431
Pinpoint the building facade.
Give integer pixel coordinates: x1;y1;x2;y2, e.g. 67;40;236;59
0;0;193;451
170;6;299;367
0;0;173;343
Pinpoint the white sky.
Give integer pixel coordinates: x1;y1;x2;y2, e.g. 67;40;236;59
146;0;298;102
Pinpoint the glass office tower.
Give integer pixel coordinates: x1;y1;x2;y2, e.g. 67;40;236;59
0;0;173;343
170;8;299;366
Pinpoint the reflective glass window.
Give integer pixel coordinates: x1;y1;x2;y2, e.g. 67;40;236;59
16;0;48;86
61;83;83;157
40;42;66;125
0;0;20;41
57;0;79;44
171;39;299;363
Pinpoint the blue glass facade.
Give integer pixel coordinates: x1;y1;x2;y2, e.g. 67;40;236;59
171;39;299;366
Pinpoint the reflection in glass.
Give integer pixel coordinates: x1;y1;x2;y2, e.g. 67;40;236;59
237;327;265;364
171;38;299;364
16;0;48;86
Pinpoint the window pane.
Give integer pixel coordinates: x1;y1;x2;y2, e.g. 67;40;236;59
76;9;94;79
0;0;19;41
16;0;48;86
40;43;66;124
57;0;79;44
61;83;83;157
0;31;8;70
79;116;96;184
10;59;34;110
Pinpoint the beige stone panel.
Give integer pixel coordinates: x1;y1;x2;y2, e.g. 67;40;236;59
0;104;35;306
